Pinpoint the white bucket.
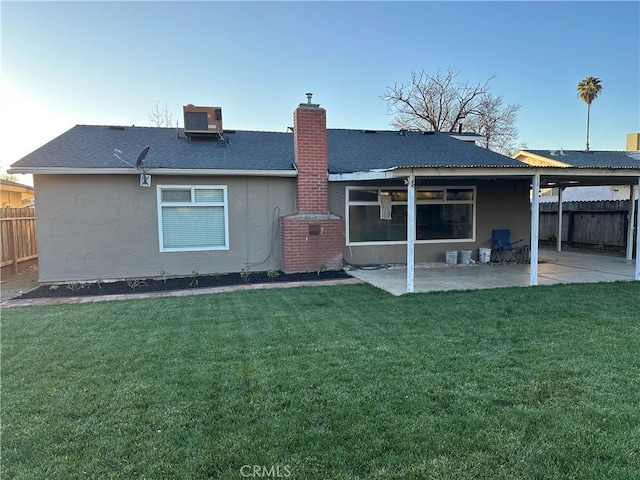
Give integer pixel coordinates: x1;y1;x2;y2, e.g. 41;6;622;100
445;251;458;265
479;248;491;263
460;250;472;265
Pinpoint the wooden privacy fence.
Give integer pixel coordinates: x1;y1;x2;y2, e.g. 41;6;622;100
539;200;638;250
1;208;38;274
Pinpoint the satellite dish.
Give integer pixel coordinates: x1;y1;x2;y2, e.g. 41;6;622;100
135;146;150;169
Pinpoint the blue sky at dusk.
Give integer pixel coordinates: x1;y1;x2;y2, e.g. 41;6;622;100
1;1;639;178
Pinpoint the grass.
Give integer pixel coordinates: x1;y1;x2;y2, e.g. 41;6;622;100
2;282;640;479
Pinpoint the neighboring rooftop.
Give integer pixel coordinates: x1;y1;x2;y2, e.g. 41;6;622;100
520;149;640;169
0;179;34;190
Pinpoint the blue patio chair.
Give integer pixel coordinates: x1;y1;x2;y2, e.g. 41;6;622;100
492;229;524;262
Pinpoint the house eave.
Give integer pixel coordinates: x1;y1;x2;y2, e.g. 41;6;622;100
450;134;486;142
535;167;640;176
328;166;640;183
8;167;298;177
329;166;537;182
513;150;571;167
391;166;534;177
328;170;396;181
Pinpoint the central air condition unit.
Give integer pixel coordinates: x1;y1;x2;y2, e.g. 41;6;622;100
183;105;223;136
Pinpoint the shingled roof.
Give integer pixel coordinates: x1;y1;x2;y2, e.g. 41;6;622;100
10;126;295;172
10;125;529;175
327;129;528;173
524;149;640;169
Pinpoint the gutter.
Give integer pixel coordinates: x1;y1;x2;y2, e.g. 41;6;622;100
328;169;396;181
328;166;640;182
8;167;298;177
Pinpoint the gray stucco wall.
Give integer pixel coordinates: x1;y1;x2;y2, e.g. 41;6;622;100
34;174;295;283
329;178;531;265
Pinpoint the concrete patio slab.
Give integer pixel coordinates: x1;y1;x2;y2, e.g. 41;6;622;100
347;249;637;295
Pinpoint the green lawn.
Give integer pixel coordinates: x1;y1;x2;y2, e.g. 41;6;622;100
2;282;640;479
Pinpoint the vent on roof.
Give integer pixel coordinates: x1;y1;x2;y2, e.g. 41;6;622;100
183;105;223;137
108;125;126;130
363;130;377;134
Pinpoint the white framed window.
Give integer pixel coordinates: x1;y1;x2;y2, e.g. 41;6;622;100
157;185;229;252
346;186;476;245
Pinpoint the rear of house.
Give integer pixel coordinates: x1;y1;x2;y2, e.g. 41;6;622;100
325;129;532;266
329;178;531;265
11;97;535;284
32;174;295;283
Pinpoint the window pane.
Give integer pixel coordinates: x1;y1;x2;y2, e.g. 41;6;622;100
446;188;474;201
195;189;224;202
390;191;407;201
162;189;191;202
416;204;472;240
349;205;407;242
162;206;225;249
417;190;444;200
349;189;379;202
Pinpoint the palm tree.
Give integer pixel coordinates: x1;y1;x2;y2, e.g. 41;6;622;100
577;76;603;151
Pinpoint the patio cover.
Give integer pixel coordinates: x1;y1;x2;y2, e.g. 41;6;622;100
334;164;640;293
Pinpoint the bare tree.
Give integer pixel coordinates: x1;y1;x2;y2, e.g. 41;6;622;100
463;94;521;155
382;69;493;132
149;101;175;128
382;69;521;154
1;173;20;182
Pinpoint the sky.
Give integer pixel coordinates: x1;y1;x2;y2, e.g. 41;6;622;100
1;1;639;184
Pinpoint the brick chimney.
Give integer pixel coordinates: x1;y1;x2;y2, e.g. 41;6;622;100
294;94;329;214
281;94;343;274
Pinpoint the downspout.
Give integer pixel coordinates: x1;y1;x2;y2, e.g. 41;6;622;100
530;173;541;286
406;173;416;293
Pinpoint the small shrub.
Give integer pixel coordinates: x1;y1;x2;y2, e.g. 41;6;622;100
49;284;60;291
65;282;87;292
240;268;251;282
188;271;199;288
160;269;167;284
96;277;104;290
318;263;327;276
126;279;148;290
267;269;280;279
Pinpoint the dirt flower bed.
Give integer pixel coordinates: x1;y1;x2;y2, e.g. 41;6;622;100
17;270;350;299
